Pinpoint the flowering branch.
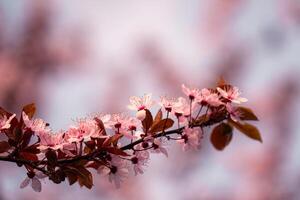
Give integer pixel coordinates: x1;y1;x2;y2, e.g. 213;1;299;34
0;80;261;192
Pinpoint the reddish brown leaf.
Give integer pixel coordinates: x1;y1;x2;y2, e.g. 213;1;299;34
94;117;107;135
103;134;123;147
228;120;262;142
149;119;174;133
19;152;38;161
104;147;129;156
142;109;153;132
153;109;163;126
237;107;259;121
22;103;36;119
0;141;10;153
210;123;233;151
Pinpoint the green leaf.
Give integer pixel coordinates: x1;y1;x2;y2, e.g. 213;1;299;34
228;119;262;142
149;119;174;133
210;123;233;151
237;107;259;121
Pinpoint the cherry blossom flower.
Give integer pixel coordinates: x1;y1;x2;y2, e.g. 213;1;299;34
217;86;248;104
172;97;197;125
151;138;168;157
226;104;242;122
177;127;202;151
20;171;47;192
127;93;155;120
197;88;223;107
38;131;66;151
98;155;129;188
0;113;16;130
108;114;138;138
22;112;49;134
181;84;201;100
65;118;103;143
159;96;176;112
97;114;112;129
132;145;150;175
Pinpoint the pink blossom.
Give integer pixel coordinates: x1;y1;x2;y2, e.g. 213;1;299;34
20;171;46;192
108;114;139;138
172;97;197;125
151;138;168;157
181;84;201;100
177;127;202;151
159;96;176;112
127;93;155;121
132;146;150;175
226;104;242;122
22;112;49;134
197;88;223;107
127;93;155;111
38;131;65;151
97;114;112;129
217;86;248;104
0;113;16;130
65;118;102;143
98;155;129;188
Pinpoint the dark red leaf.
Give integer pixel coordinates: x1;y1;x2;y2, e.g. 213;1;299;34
149;119;174;133
104;147;129;156
237;107;259;121
142;109;153;132
210;123;233;151
0;141;10;153
228;119;262;142
22;103;36;119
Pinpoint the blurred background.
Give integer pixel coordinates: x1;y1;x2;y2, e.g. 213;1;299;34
0;0;300;199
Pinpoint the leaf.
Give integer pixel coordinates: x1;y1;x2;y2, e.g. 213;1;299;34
237;107;259;121
210;123;233;151
22;103;36;119
0;141;10;153
149;119;174;133
228;120;262;142
19;152;38;161
153;109;162;126
94;117;107;135
75;167;93;189
104;147;129;156
142;109;153;132
217;77;228;87
64;170;78;185
45;149;58;165
103;134;123;147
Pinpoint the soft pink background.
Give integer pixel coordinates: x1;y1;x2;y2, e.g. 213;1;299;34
0;0;300;199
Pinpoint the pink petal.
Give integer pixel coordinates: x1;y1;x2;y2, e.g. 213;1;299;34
31;177;42;192
20;178;30;189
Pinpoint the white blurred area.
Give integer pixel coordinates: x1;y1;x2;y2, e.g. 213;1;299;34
1;0;300;199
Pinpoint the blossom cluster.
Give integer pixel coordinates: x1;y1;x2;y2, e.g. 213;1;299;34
0;81;260;192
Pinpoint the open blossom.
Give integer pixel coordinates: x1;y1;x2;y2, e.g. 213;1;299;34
177;127;202;151
132;145;150;175
127;93;155;121
197;88;223;107
98;155;129;188
38;131;65;151
217;86;248;104
151;138;168;157
22;112;49;134
20;171;47;192
97;114;112;129
108;114;138;138
226;104;242;122
159;96;176;112
181;84;201;100
0;113;16;130
65;118;102;143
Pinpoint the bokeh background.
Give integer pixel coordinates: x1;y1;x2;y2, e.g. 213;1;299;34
0;0;300;199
